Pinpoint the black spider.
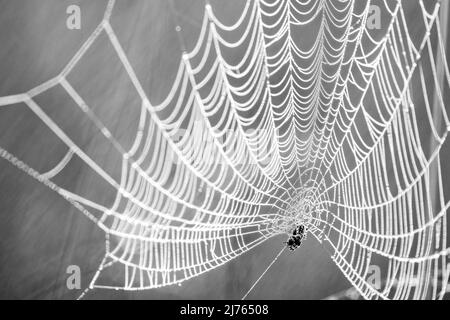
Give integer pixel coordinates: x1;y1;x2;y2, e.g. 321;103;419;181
285;224;306;251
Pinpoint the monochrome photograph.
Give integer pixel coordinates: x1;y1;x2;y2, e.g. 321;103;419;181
0;0;449;306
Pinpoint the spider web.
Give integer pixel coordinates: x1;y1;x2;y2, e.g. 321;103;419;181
0;0;449;299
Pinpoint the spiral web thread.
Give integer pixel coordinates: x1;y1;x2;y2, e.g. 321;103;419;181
0;0;449;299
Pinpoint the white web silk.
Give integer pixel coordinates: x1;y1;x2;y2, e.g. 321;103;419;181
0;0;449;299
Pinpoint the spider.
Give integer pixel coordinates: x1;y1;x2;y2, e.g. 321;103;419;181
285;224;306;251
